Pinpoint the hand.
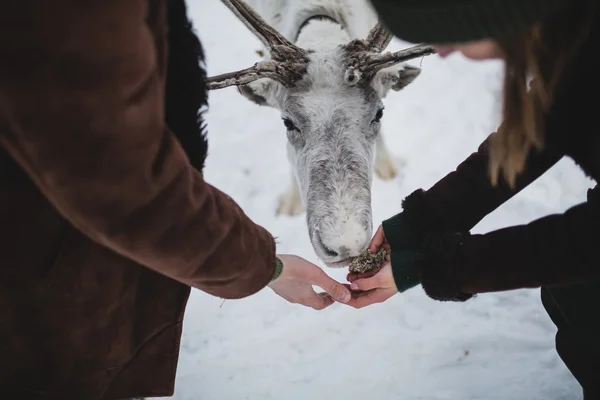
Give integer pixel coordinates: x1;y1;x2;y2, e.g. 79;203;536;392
345;262;398;308
369;224;391;255
268;254;351;310
346;224;390;283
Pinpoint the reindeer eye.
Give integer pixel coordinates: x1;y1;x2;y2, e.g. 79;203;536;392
282;118;298;131
372;108;384;123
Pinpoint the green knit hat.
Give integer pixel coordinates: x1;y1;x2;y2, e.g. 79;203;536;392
368;0;570;44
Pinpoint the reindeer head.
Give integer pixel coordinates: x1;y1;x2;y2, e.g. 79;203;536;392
208;0;434;267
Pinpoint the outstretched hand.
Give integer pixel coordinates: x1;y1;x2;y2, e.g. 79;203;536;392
346;263;398;308
268;254;351;310
346;224;391;283
345;224;398;308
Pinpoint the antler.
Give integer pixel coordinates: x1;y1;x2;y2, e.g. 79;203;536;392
207;0;310;90
343;19;436;86
207;60;307;90
364;21;393;53
364;43;435;74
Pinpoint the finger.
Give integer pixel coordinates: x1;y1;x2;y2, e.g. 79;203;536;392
351;262;390;290
356;266;382;280
302;291;334;310
316;292;335;309
349;289;369;299
349;274;383;292
347;272;359;283
368;225;386;253
313;270;352;303
346;288;396;309
347;264;382;283
343;283;363;295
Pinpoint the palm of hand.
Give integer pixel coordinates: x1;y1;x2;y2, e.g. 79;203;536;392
346;263;398;308
344;225;399;308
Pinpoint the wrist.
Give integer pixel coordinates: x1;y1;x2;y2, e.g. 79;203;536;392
271;256;284;282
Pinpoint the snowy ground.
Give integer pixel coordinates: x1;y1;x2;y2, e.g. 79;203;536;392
163;2;594;399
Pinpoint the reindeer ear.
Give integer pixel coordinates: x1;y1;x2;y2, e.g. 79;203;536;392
391;65;421;91
237;78;282;108
372;64;421;97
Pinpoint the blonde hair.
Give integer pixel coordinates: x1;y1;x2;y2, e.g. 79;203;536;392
488;3;596;187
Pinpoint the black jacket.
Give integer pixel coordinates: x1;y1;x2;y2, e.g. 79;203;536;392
384;5;599;300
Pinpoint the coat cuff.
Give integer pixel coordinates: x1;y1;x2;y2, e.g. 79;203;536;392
382;189;443;250
418;231;475;302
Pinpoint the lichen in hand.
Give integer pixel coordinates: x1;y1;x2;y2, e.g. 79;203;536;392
348;248;387;273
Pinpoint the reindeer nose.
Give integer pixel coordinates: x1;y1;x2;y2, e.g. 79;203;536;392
317;233;343;258
316;219;372;261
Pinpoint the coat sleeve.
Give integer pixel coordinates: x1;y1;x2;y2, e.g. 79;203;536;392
418;131;563;234
0;0;275;299
384;134;564;300
382;129;563;256
399;11;599;299
453;189;600;294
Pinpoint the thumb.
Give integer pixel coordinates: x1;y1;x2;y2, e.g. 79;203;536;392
315;292;336;310
304;292;335;310
314;272;351;303
369;225;386;253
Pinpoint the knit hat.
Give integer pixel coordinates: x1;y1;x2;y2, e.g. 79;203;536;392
368;0;570;44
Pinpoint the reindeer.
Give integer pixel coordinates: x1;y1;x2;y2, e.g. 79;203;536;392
207;0;434;267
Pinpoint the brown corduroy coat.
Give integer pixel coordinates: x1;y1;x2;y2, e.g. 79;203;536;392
0;1;276;399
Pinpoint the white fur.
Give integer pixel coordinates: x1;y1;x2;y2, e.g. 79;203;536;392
237;0;420;265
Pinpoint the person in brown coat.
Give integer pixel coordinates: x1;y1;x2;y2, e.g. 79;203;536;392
0;0;352;399
348;0;600;398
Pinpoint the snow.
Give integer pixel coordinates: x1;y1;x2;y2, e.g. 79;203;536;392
163;2;594;399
